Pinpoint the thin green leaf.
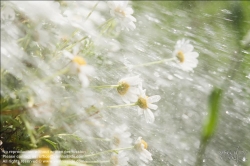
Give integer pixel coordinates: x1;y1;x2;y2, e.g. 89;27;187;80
42;138;58;149
202;87;223;141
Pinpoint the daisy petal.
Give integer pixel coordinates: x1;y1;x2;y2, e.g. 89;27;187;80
148;95;161;103
186;51;199;58
138;108;143;115
182;44;193;53
121;75;141;85
144;109;155;123
78;74;89;87
148;103;158;110
80;65;95;76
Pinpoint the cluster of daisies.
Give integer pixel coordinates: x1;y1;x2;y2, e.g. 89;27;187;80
3;1;199;166
62;1;199;89
107;1;136;31
19;135;152;166
108;125;153;165
116;75;161;124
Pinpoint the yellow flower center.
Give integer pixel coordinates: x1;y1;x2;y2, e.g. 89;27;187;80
177;51;185;63
113;136;120;147
72;56;86;66
117;82;130;95
115;7;126;16
37;147;52;166
137;97;148;109
141;139;148;149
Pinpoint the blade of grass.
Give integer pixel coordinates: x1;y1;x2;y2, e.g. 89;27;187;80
195;87;223;166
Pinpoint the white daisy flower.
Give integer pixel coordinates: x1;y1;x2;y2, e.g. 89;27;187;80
107;1;136;31
64;47;95;88
19;147;61;166
117;75;142;104
173;38;199;72
136;87;161;123
110;152;129;166
134;137;152;163
110;125;132;149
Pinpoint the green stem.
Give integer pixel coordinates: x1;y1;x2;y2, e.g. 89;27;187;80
83;146;135;158
42;67;69;83
195;138;209;166
120;57;175;70
72;29;80;38
21;115;37;147
90;85;119;89
23;34;31;51
40;134;110;142
1;103;24;111
98;18;115;29
63;36;88;51
85;2;99;21
99;18;116;35
106;103;137;108
84;137;111;142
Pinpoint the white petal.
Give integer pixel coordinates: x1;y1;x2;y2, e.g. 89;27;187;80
63;51;74;59
139;149;152;163
144;109;155;123
142;149;153;160
185;51;199;58
120;75;141;85
136;137;142;143
127;15;136;22
148;95;161;103
182;44;193;53
138;86;146;97
78;73;89;87
138;108;143;115
180;65;193;72
72;44;80;55
148;103;158;110
79;65;95;76
127;21;136;31
186;59;198;67
124;7;134;15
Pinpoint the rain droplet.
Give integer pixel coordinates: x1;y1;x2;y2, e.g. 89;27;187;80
221;9;232;14
174;74;183;79
167;75;173;80
154;72;160;77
